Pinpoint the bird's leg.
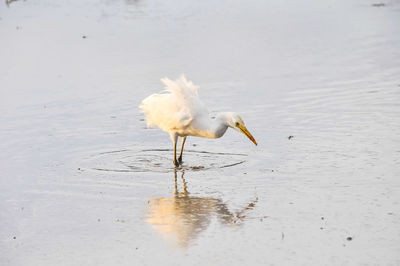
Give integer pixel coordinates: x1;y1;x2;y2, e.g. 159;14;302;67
172;134;179;167
178;136;187;165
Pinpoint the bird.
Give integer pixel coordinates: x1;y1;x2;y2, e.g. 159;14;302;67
139;75;257;167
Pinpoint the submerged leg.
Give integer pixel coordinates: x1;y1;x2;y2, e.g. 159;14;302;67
178;136;187;165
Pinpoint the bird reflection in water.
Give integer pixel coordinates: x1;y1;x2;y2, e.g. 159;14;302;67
146;169;258;247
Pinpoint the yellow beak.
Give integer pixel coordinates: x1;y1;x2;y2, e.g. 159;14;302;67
238;124;257;146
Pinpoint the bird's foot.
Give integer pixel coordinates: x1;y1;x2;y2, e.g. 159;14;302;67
178;156;183;165
173;160;180;167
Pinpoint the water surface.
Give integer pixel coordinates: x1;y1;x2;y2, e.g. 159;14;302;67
0;0;399;265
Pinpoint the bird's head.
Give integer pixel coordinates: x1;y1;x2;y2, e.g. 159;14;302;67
224;112;257;146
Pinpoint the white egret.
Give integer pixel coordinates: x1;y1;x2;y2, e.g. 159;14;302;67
139;76;257;167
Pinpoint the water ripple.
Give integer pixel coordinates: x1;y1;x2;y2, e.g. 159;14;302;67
81;148;248;173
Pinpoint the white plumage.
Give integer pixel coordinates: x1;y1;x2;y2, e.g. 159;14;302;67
140;76;204;133
140;76;257;166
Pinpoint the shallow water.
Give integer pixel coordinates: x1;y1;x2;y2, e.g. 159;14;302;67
1;0;400;265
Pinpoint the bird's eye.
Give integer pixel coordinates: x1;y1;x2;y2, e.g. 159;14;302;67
235;122;240;126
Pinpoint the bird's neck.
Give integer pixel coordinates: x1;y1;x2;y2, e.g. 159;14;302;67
210;119;228;138
200;113;231;139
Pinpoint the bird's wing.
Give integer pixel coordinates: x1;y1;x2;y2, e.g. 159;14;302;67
140;76;208;132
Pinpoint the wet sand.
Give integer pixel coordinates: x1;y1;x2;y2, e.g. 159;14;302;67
1;0;400;265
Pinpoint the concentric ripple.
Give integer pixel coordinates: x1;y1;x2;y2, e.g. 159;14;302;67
81;148;247;173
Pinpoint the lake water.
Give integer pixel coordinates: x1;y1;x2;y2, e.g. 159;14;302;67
1;0;399;265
